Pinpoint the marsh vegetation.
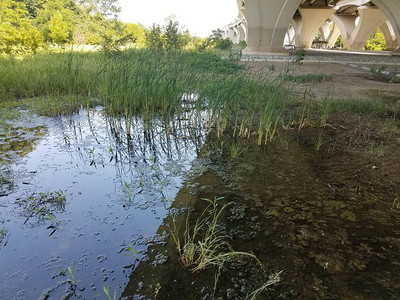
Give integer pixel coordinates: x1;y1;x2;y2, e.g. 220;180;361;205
0;49;399;299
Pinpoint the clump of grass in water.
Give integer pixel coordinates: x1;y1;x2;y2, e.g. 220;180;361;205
0;227;8;246
170;197;262;273
16;190;66;225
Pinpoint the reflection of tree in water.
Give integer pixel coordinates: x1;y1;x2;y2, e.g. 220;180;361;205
0;124;46;164
58;106;208;210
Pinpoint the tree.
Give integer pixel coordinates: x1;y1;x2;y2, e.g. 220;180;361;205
15;0;47;18
364;29;386;51
0;0;43;54
48;12;69;45
145;24;164;51
208;29;233;50
35;0;77;43
334;35;343;48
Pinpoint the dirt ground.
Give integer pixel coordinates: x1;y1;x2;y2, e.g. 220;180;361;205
242;60;400;100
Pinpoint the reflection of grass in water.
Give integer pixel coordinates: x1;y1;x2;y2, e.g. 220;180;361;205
170;197;262;273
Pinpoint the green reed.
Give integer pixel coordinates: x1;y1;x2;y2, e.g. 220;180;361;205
0;49;287;143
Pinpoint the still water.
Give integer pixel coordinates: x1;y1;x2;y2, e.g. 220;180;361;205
0;107;206;299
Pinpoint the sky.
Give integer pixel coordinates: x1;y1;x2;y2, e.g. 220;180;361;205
118;0;238;37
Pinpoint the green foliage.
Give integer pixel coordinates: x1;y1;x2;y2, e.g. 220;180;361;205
334;35;343;48
364;29;386;51
207;29;233;51
144;19;190;51
48;11;69;45
145;24;164;51
293;47;306;63
0;0;43;54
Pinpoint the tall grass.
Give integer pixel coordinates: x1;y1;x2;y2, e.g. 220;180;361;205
0;49;286;142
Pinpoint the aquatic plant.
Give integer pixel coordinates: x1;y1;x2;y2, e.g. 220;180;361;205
16;190;66;225
103;283;117;300
0;227;7;246
170;197;262;272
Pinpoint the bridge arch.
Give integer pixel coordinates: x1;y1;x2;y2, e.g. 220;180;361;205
234;0;399;53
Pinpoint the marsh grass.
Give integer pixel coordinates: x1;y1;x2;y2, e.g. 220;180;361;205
170;197;262;273
315;97;386;116
0;49;286;143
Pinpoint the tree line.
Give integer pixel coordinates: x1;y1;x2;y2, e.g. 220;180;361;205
0;0;237;55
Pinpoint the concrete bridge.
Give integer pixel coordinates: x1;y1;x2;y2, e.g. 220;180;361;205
222;0;399;54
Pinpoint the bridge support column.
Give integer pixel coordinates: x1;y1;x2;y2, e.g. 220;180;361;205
380;21;397;51
327;24;342;47
298;7;337;48
288;25;296;45
330;14;357;49
243;0;302;54
348;6;386;50
372;0;400;53
320;22;331;41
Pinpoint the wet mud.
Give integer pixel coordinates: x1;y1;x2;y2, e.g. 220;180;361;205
122;114;400;299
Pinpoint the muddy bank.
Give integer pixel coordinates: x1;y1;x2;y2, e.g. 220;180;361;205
122;112;400;299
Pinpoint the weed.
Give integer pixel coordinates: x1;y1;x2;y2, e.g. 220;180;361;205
103;283;117;300
298;99;311;132
125;243;139;260
392;197;400;211
380;115;399;136
293;47;306;64
368;141;387;156
230;142;249;158
67;263;81;287
246;270;283;300
314;134;324;151
153;282;161;299
170;197;262;272
369;65;387;77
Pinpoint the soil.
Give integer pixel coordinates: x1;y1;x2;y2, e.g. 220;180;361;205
242;60;400;100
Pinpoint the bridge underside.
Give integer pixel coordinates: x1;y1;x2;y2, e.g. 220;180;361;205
223;0;400;54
